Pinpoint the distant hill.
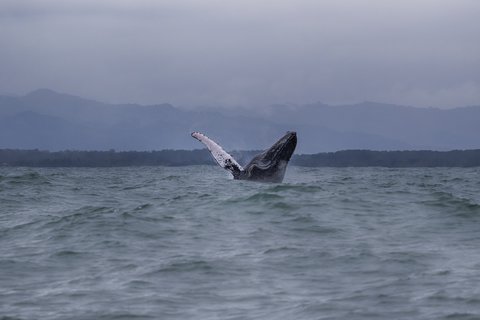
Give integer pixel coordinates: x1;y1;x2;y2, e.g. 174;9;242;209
1;89;479;153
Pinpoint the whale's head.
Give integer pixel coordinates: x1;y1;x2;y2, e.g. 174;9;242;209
242;131;297;182
262;131;297;163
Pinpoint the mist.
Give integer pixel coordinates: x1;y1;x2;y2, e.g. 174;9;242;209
1;0;479;108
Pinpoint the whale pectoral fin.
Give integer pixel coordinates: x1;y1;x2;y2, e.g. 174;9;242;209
191;132;243;177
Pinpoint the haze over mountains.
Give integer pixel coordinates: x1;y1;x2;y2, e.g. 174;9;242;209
0;89;479;153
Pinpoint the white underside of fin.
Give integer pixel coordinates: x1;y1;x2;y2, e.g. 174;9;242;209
191;132;244;171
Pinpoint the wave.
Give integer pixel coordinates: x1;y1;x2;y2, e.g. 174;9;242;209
50;250;86;258
263;246;300;255
146;260;214;275
0;316;27;320
1;171;51;186
424;191;480;215
43;206;117;230
266;183;324;193
245;192;284;201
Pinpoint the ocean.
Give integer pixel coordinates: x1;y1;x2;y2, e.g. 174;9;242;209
1;166;480;320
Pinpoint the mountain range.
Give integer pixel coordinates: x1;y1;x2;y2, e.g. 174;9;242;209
1;89;479;153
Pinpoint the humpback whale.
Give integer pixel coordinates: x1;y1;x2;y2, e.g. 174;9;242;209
191;131;297;183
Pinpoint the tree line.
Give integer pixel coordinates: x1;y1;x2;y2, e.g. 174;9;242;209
1;149;480;167
293;149;480;167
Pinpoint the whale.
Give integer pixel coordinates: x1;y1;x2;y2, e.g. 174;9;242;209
191;131;297;183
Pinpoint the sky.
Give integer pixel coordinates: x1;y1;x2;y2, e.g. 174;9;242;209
1;0;479;108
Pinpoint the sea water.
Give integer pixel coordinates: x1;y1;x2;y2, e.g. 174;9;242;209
1;166;480;319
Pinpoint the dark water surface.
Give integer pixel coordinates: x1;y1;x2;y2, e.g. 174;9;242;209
1;166;480;320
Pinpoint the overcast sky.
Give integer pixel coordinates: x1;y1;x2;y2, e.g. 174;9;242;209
1;0;479;108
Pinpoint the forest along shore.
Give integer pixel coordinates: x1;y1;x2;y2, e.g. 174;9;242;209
1;149;480;167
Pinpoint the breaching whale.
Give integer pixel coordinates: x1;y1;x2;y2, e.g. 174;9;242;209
191;131;297;183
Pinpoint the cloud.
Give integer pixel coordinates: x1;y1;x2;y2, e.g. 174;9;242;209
0;0;479;107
